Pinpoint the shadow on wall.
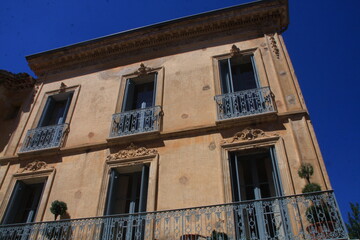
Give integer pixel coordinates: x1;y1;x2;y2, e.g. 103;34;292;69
0;87;36;155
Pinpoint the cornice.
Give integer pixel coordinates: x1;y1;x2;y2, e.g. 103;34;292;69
26;0;288;77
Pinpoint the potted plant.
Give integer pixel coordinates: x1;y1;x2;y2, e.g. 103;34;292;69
45;200;68;240
207;230;229;240
298;163;335;238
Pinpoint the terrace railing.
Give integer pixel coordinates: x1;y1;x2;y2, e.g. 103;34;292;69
214;87;276;121
19;124;69;153
109;106;161;138
0;191;348;240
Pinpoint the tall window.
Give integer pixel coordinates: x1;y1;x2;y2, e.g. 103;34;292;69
104;165;149;240
105;165;149;215
122;74;157;112
38;92;73;127
2;180;46;224
219;55;259;94
229;148;284;239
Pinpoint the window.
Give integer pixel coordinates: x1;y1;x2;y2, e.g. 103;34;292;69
229;148;284;239
110;73;161;138
219;55;260;94
2;179;46;224
122;73;156;112
105;165;149;215
104;165;149;240
19;86;79;153
215;54;276;120
38;92;73;127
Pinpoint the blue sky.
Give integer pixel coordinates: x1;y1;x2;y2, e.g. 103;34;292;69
1;0;359;222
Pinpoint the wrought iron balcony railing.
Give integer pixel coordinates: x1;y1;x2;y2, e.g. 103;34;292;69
109;106;162;138
19;124;69;153
214;87;276;121
0;191;348;240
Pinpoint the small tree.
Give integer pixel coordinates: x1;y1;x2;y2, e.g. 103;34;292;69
298;163;314;184
50;200;67;220
298;163;322;193
346;202;360;239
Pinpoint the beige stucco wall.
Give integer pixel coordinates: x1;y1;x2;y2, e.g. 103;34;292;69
0;33;331;222
1;34;306;154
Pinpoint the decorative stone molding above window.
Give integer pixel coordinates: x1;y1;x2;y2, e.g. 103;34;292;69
130;63;155;77
221;127;279;145
17;161;53;174
230;45;241;57
106;143;158;162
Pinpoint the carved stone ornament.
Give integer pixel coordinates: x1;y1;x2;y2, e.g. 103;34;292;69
230;44;241;57
267;34;280;59
106;143;158;162
17;161;50;173
221;128;278;144
59;82;67;93
132;63;154;76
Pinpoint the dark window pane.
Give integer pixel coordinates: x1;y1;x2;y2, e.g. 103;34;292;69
123;74;156;111
38;92;73;127
231;55;258;92
133;82;154;109
2;181;45;224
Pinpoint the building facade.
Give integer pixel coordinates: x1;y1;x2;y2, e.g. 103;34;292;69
0;0;349;239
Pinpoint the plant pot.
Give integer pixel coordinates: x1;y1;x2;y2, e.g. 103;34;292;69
179;234;205;240
306;221;335;239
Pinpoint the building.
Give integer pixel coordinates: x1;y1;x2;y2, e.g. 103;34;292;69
0;0;349;239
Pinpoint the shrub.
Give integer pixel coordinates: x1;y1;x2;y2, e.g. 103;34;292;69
302;183;322;193
50;200;67;220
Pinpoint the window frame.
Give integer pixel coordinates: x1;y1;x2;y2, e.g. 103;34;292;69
220;135;293;204
0;166;55;223
115;66;164;114
31;84;80;129
212;48;269;96
97;149;159;216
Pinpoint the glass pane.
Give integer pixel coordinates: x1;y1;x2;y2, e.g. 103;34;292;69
133;82;154;109
219;59;232;94
231;55;258;92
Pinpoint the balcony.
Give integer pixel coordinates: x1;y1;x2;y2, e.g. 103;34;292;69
0;191;348;240
214;87;276;121
109;106;162;139
19;124;69;153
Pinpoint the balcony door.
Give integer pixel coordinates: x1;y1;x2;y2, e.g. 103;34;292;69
229;148;286;239
2;180;45;224
38;92;73;127
122;74;157;112
219;55;259;94
104;165;149;240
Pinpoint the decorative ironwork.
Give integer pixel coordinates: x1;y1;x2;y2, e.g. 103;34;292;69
19;124;69;153
109;106;161;138
0;191;348;240
214;87;276;120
